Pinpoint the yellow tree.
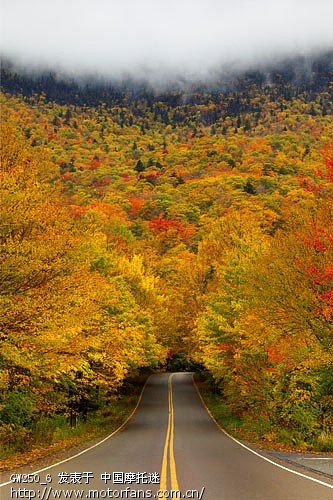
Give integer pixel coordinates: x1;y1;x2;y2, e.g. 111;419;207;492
0;123;164;431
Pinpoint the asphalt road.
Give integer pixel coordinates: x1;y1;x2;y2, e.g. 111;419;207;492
1;372;333;500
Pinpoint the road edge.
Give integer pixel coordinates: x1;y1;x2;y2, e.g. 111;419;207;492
191;373;333;489
0;375;151;488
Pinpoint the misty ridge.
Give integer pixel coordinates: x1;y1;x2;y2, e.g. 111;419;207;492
2;0;333;92
1;50;333;108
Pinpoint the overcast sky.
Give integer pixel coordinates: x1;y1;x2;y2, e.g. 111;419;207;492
1;0;333;83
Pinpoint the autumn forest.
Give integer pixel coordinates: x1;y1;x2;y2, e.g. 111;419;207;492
1;53;333;461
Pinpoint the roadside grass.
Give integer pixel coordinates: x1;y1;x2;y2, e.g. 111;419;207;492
194;375;333;453
313;431;333;452
193;377;243;437
0;376;148;471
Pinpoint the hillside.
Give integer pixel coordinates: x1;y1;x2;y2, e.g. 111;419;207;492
1;53;333;458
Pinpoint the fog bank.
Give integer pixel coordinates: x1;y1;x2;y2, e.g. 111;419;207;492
2;0;333;83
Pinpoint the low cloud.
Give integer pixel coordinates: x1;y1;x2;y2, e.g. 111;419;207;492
2;0;333;83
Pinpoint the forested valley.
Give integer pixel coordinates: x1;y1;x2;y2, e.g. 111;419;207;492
1;53;333;464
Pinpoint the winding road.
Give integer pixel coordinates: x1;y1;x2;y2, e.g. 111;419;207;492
1;372;332;499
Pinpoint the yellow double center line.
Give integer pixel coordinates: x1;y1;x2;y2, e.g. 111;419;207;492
160;373;180;492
